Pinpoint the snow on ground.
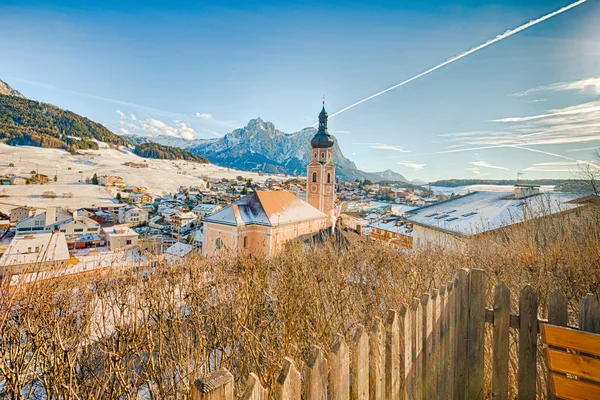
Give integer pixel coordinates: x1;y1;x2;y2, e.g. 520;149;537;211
0;143;280;212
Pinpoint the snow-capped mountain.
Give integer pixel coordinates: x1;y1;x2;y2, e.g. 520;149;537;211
126;118;410;182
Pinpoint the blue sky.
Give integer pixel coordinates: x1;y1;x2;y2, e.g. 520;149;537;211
1;0;599;181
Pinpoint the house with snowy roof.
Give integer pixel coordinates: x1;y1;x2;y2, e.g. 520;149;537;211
202;105;337;257
0;232;70;276
405;188;586;250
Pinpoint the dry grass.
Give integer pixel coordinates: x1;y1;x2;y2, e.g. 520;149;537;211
0;205;598;399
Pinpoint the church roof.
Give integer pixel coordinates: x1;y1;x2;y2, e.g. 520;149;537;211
203;191;327;227
312;104;335;148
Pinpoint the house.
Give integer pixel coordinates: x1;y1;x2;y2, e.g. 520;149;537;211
10;176;27;185
0;232;70;275
129;193;153;204
369;216;413;248
192;204;221;219
164;242;194;262
118;205;149;224
16;208;72;234
170;211;198;231
340;212;370;235
405;189;583;250
98;175;126;187
57;212;101;238
202;191;329;257
10;206;35;223
103;225;139;251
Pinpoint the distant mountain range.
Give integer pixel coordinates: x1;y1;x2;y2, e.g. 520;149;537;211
126;118;414;183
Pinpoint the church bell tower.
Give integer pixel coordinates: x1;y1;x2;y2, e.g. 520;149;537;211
307;103;336;216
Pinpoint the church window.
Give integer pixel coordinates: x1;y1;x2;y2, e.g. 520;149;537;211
327;173;331;183
321;152;325;159
215;237;224;250
312;172;317;183
243;236;247;248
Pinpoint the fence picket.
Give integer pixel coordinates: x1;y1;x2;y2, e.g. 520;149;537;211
437;286;447;400
385;309;401;400
422;294;433;399
274;357;301;400
304;345;327;400
414;298;423;400
404;300;415;399
518;285;538;400
579;294;600;334
431;290;440;400
369;317;385;400
446;282;455;400
492;283;510;400
330;334;350;400
192;369;234;400
467;269;487;400
240;373;268;400
350;325;368;400
399;305;407;400
455;269;470;399
547;289;567;400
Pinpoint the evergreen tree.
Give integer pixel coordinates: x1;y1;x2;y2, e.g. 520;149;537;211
91;173;98;185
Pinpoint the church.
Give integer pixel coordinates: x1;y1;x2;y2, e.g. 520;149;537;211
202;104;337;257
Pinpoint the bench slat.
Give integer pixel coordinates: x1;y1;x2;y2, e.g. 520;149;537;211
550;374;600;400
541;324;600;357
546;348;600;383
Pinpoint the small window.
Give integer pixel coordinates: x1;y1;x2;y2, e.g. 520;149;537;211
314;152;317;159
74;228;84;233
126;239;132;245
321;152;325;159
243;236;247;248
312;172;317;183
327;173;331;183
215;237;224;250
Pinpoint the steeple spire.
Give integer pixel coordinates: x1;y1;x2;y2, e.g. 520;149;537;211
312;101;334;148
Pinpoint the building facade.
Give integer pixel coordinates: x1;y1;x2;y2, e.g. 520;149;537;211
306;104;336;216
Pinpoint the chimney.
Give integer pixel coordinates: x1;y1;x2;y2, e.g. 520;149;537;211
45;207;57;227
73;210;78;219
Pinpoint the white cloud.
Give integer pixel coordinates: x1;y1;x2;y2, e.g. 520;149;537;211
355;143;411;153
196;112;213;120
397;161;425;170
488;103;600;123
522;160;600;173
116;110;126;119
141;119;179;137
130;113;137;121
176;121;196;140
513;77;600;97
465;167;481;175
470;161;509;170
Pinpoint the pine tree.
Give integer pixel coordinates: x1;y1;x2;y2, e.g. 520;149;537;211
91;173;98;185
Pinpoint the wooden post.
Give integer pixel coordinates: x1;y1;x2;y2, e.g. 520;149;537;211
414;298;423;400
436;287;445;400
399;305;407;400
467;269;486;400
330;334;350;400
385;309;401;400
404;301;414;400
579;294;600;334
275;357;301;400
547;289;567;400
369;317;385;400
445;281;455;400
492;283;510;400
192;369;234;400
422;294;433;399
351;325;369;400
304;345;328;400
454;269;469;400
518;285;538;400
240;373;268;400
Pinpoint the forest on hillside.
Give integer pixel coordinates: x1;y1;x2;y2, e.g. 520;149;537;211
0;93;130;152
134;142;209;163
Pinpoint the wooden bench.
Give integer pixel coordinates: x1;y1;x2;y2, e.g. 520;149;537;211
541;323;600;400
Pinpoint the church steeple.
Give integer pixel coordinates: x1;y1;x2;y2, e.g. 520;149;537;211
311;102;335;149
307;102;336;216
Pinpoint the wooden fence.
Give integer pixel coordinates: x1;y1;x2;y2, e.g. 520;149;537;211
192;268;600;399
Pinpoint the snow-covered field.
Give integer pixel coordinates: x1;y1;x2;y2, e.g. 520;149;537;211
0;143;279;213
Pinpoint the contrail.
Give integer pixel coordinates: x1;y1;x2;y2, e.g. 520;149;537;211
318;0;587;124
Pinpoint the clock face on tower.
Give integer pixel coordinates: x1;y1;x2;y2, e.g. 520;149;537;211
325;186;332;194
310;184;318;193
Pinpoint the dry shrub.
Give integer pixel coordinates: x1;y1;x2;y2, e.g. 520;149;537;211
0;205;598;398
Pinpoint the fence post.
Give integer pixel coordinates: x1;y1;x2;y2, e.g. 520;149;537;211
431;290;440;400
369;317;385;400
422;294;433;399
274;357;301;400
404;301;414;400
413;297;423;400
192;369;234;400
437;285;447;399
304;345;328;400
330;334;350;400
547;289;567;400
467;269;486;400
492;283;510;400
518;285;538;400
385;309;401;400
399;304;407;400
446;281;455;400
240;373;268;400
351;325;369;400
579;294;600;334
454;269;469;400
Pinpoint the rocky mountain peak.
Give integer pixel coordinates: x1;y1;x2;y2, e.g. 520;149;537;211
0;79;26;99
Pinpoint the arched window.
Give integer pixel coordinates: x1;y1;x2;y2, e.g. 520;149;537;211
321;152;325;159
312;172;317;183
215;237;224;250
327;173;331;183
314;152;317;159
